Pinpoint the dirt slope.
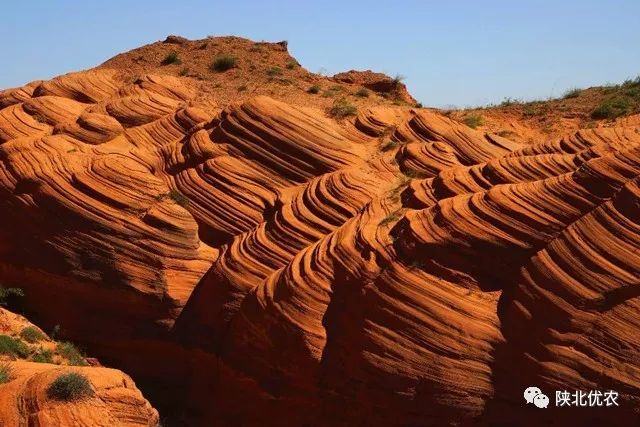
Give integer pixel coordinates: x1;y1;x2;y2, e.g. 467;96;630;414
446;78;640;143
0;35;638;426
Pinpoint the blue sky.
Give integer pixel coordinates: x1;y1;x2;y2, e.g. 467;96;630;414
2;1;639;108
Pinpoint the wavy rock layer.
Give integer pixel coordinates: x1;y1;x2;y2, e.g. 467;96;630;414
0;63;639;426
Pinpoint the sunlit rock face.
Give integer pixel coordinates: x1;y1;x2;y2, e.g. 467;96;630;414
0;37;638;426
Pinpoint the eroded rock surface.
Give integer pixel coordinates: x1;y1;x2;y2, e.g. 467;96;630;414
0;36;638;426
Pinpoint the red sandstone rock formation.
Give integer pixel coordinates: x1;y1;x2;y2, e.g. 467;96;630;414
0;307;159;426
0;35;638;426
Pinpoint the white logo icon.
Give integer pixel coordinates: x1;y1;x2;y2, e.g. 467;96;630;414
534;393;550;408
524;386;542;404
524;386;548;408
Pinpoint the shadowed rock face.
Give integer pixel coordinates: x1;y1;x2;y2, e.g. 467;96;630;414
0;37;639;426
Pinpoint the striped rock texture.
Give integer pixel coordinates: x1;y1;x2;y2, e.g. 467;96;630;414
0;60;638;426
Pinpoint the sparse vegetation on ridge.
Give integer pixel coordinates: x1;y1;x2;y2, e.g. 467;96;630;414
392;74;406;87
55;342;87;366
327;98;358;119
591;98;632;120
562;87;582;99
463;114;483;129
590;77;640;119
462;75;640;129
500;97;520;106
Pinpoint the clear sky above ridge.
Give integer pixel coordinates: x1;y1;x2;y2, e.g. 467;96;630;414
2;0;639;108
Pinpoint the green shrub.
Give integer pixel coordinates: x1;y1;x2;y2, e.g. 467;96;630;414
33;114;48;124
623;85;640;101
156;191;189;208
0;335;30;358
0;363;12;384
562;87;582;99
403;169;430;179
46;373;93;401
268;77;293;85
415;102;423;108
392;74;406;86
591;98;631;120
179;67;190;76
522;104;540;117
210;55;237;72
50;325;61;340
622;75;640;88
198;42;208;50
20;327;44;344
0;287;24;307
410;260;426;270
286;60;297;69
463;114;483;129
500;97;520;106
380;140;398;152
496;130;516;138
354;88;369;97
161;51;181;66
169;191;189;207
238;85;248;92
379;210;402;226
55;342;87;366
32;347;54;364
307;85;320;94
322;85;347;97
327;98;358;119
266;66;283;76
